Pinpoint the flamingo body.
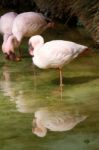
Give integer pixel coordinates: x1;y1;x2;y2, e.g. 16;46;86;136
29;35;88;69
12;12;51;41
34;41;87;69
29;35;89;86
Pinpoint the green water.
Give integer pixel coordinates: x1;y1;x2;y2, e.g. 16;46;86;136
0;24;99;150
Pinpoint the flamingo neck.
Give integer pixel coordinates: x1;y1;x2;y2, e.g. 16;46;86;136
29;35;44;55
3;34;12;42
33;39;44;55
15;34;22;43
33;118;47;137
34;42;43;52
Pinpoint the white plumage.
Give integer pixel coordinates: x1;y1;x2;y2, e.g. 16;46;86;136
29;35;89;86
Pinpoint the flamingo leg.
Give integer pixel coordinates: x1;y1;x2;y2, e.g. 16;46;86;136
59;68;63;87
59;68;63;100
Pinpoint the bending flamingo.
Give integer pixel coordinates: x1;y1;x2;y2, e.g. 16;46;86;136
3;12;54;61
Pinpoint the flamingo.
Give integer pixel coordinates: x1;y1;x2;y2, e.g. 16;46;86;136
3;12;54;61
28;35;90;86
32;108;87;137
0;12;17;60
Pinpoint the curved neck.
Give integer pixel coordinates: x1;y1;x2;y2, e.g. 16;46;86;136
31;36;44;53
33;118;47;137
34;42;44;52
3;34;12;42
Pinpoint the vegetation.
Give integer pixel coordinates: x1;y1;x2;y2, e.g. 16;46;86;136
0;0;99;42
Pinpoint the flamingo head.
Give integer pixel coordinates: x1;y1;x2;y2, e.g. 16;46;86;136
32;127;47;137
45;18;55;28
32;118;47;137
47;21;55;28
28;35;44;56
79;47;93;57
43;12;55;28
2;35;20;61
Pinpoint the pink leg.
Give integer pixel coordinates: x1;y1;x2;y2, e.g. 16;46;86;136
59;68;63;100
59;68;63;87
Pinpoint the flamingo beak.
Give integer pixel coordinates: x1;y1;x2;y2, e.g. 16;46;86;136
28;45;34;56
50;22;55;28
48;21;55;28
79;48;93;57
84;48;92;54
5;52;21;61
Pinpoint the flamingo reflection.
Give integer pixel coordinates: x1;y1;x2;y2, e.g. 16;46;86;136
32;107;87;137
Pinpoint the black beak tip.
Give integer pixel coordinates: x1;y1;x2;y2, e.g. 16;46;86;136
4;51;21;61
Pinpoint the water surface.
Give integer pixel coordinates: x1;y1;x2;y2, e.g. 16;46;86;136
0;24;99;150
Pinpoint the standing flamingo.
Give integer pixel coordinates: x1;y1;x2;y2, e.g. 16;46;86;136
3;12;54;61
0;12;17;59
28;35;90;86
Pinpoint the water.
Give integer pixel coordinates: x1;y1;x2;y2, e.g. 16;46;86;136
0;24;99;150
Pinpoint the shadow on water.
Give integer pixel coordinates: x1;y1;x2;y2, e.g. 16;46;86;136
52;75;99;85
